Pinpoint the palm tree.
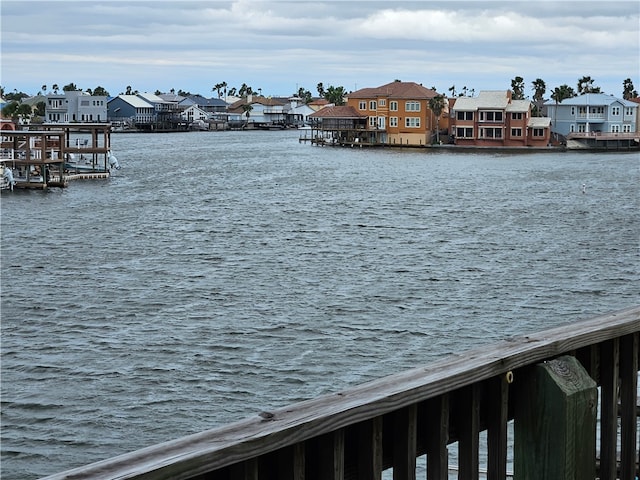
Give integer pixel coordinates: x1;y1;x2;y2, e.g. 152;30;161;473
41;84;47;94
550;85;576;142
324;85;346;105
577;76;600;94
125;85;132;95
316;82;325;98
428;95;446;144
622;78;638;99
242;103;253;127
448;85;456;97
510;76;525;100
531;78;546;116
52;84;59;94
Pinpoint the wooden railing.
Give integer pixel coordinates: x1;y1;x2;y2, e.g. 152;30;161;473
43;306;640;480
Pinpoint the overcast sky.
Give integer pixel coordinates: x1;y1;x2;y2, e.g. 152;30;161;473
2;0;638;99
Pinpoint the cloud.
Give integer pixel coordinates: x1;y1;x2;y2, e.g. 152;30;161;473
1;0;638;98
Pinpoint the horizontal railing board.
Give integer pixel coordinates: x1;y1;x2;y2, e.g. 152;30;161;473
42;305;640;480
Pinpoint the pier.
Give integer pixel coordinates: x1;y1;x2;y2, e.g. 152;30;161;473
41;306;639;480
0;123;116;189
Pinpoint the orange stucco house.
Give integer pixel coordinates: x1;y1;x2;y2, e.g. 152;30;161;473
346;81;447;146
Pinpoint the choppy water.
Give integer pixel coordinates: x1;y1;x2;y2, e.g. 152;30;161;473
1;129;638;479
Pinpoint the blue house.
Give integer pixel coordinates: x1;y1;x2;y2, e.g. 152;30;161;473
545;93;638;137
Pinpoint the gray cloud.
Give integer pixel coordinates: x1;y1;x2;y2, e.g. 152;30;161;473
2;0;638;98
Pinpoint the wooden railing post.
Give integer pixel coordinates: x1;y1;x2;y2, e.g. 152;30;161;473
514;355;597;480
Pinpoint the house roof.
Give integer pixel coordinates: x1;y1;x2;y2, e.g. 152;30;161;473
348;81;441;99
506;100;531;112
544;93;638;107
137;92;171;105
453;91;510;111
188;95;228;107
228;96;286;110
528;117;551;128
309;106;367;119
110;95;154;108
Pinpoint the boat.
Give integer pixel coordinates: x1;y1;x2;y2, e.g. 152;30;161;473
64;151;120;173
0;162;15;191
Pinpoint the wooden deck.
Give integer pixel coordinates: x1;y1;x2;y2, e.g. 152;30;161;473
42;306;639;480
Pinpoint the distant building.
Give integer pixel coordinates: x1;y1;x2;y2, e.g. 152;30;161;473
44;90;107;123
450;91;551;147
545;93;638;137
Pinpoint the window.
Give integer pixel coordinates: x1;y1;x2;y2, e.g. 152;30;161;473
405;117;421;128
456;127;473;138
479;111;503;122
369;117;377;128
405;101;420;112
570;124;576;132
390;101;398;111
390;117;398;127
578;124;587;133
369;101;377;110
624;107;634;116
359;101;366;110
611;106;620;116
379;99;386;107
456;111;473;121
511;112;523;120
532;128;544;137
611;124;620;133
479;128;502;138
511;128;523;137
571;107;576;116
378;117;386;129
623;124;631;133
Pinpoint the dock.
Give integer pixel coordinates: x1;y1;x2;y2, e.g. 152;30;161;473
1;123;117;190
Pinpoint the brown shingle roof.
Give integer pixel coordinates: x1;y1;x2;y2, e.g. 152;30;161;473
347;81;440;100
309;106;366;119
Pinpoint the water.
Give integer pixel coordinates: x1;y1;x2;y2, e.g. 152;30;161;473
1;130;638;479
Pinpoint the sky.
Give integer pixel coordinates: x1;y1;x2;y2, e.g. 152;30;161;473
1;0;638;100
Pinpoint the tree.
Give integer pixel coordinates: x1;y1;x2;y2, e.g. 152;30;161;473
622;78;638;99
92;86;109;96
16;103;33;123
296;87;312;104
241;103;253;126
213;81;227;98
448;85;456;97
228;87;237;97
428;95;446;144
551;84;576;103
63;82;78;92
577;76;600;94
531;78;546;116
41;84;47;94
324;85;346;105
510;76;525;100
34;101;46;117
52;84;59;94
239;83;253;97
316;82;325;98
2;100;19;119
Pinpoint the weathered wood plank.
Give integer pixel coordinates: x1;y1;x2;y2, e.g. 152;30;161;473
356;417;382;480
486;375;509;480
599;339;620;480
392;405;417;480
619;333;638;480
41;306;640;480
514;356;597;479
425;394;449;480
458;384;480;479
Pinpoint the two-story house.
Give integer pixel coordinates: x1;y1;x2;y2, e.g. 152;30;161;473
347;81;444;146
545;93;638;137
107;95;155;126
45;90;108;123
451;91;551;147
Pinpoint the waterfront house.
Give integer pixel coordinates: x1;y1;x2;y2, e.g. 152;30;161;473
346;81;445;146
307;105;369;145
286;97;316;127
181;105;210;125
181;95;228;114
44;90;107;123
107;95;155;125
545;93;638;138
227;95;288;128
450;91;551;147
